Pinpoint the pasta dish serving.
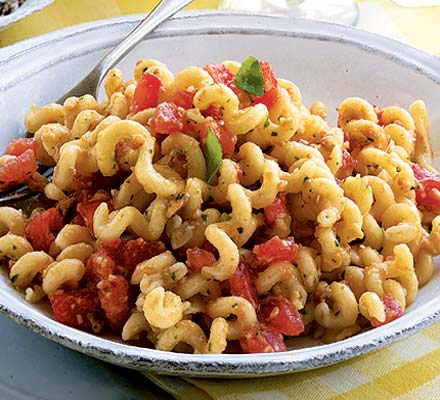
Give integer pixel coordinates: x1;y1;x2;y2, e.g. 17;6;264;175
0;57;438;354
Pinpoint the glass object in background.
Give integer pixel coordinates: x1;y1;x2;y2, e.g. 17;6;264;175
391;1;440;6
219;0;359;26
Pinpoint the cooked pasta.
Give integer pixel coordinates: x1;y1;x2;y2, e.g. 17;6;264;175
0;56;438;354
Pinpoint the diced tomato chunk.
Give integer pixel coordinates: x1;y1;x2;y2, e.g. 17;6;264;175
229;262;258;308
172;89;195;110
186;247;216;273
204;64;235;88
199;120;237;157
240;322;287;353
264;194;288;225
412;164;440;207
0;149;38;190
150;102;184;135
77;201;102;235
371;294;403;327
253;236;299;266
258;296;304;336
253;61;279;109
201;105;223;120
5;138;39;156
97;275;131;330
86;249;117;282
119;238;166;271
49;288;100;331
341;149;360;170
131;72;164;113
25;207;63;252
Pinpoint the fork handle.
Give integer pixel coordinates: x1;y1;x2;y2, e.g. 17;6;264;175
93;0;194;93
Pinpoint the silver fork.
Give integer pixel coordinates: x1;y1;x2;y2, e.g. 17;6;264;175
1;0;193;204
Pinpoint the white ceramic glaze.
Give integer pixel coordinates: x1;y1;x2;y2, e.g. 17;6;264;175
0;0;54;30
0;11;439;377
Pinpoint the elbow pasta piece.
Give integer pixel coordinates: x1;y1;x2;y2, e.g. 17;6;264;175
206;296;257;340
201;224;239;281
315;282;359;330
155;320;208;354
358;292;386;323
42;259;85;294
173;66;213;92
93;200;167;242
206;317;229;354
237;142;265;186
364;244;418;305
9;251;54;288
194;84;268;135
161;133;206;179
143;287;185;330
25;103;64;133
409;100;434;172
56;243;94;263
337;97;378;129
0;233;33;261
112;172;154;211
122;311;151;342
104;68;124;97
0;206;26;236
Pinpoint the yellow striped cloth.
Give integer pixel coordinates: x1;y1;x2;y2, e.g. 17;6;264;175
1;1;439;398
144;322;440;399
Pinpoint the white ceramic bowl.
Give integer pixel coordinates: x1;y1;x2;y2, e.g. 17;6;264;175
0;0;54;30
0;11;439;378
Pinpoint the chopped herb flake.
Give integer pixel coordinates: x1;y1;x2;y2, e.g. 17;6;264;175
264;118;270;128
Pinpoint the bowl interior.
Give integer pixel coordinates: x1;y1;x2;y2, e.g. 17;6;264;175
0;12;439;376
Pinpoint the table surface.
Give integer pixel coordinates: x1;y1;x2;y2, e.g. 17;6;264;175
0;0;440;54
0;1;439;399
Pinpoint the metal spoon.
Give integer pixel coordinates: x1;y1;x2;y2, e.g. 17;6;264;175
1;0;193;204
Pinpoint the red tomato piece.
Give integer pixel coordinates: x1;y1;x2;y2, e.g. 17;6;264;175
86;249;117;283
253;61;279;109
229;262;258;309
258;296;305;336
5;138;39;156
371;294;403;327
0;149;38;190
150;102;184;135
253;236;299;266
119;238;166;271
264;194;288;225
341;149;360;170
204;64;235;88
199;121;237;158
24;207;63;252
97;275;131;330
201;105;224;120
49;288;100;331
172;89;195;110
186;247;216;273
77;200;102;235
240;322;287;353
412;164;440;207
130;72;164;113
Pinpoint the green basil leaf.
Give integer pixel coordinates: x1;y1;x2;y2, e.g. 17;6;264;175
204;128;223;183
234;56;264;96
